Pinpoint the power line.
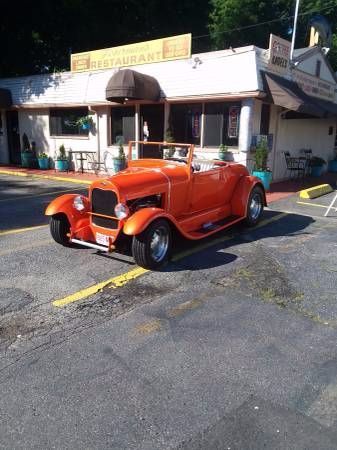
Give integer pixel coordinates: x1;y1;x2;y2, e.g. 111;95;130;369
192;2;337;41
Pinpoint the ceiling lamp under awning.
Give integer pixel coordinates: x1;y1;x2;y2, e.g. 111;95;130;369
0;88;12;108
105;69;161;103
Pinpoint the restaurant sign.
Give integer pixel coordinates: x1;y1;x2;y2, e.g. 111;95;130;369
71;34;192;73
293;69;335;101
268;34;291;75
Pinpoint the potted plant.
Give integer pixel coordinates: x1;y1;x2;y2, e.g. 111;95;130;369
37;152;50;170
21;133;36;168
76;115;94;131
163;128;175;158
252;140;272;190
310;156;326;177
218;144;233;162
113;141;126;173
55;144;69;171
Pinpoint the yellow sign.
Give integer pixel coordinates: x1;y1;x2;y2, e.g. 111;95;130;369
71;34;192;73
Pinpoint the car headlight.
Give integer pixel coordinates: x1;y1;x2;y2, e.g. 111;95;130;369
73;195;86;211
114;203;129;219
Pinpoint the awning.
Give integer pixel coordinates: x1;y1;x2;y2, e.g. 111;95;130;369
105;69;161;103
0;88;12;108
262;71;327;118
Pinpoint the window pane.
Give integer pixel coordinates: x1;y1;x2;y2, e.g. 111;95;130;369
170;103;201;145
111;106;135;144
204;102;241;147
50;108;89;136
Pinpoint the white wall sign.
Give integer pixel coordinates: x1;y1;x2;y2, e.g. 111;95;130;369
268;34;291;75
293;69;335;101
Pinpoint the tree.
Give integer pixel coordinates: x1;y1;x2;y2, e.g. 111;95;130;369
208;0;337;69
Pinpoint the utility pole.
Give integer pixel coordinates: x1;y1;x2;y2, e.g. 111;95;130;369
290;0;300;61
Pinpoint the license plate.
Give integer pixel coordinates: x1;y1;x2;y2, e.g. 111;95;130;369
96;232;109;246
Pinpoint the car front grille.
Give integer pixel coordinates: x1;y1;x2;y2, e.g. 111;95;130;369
91;188;118;230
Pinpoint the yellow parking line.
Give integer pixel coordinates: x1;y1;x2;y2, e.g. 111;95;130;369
52;212;287;308
53;267;148;307
0;224;48;236
0;187;84;203
0;169;92;185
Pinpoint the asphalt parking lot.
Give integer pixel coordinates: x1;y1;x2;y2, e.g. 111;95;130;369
1;174;337;449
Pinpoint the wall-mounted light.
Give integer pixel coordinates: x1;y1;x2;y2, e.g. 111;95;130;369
192;57;202;69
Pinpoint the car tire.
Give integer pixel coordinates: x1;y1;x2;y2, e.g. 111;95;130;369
50;214;71;246
245;185;264;226
132;219;172;270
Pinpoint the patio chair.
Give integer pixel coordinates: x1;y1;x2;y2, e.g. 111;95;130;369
283;151;306;178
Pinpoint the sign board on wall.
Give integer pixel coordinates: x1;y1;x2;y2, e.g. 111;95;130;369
293;69;335;101
268;34;291;75
71;34;192;73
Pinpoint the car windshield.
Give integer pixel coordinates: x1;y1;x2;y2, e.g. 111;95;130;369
128;141;192;162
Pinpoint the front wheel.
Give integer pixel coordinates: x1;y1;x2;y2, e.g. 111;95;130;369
245;186;264;226
50;214;71;246
132;219;172;270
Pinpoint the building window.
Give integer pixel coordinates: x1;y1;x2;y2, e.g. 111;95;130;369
170;103;202;145
315;60;321;78
50;108;89;136
260;103;270;135
203;102;241;147
111;106;135;145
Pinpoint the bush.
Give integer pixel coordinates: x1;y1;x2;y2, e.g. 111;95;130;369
253;140;269;171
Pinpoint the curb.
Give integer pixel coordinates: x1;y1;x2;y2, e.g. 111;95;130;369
0;169;93;185
299;183;333;199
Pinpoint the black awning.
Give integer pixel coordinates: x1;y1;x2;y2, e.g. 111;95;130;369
262;71;326;118
106;69;161;103
0;88;12;108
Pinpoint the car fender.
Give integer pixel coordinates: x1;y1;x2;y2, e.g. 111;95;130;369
231;176;266;217
123;208;175;236
45;194;89;227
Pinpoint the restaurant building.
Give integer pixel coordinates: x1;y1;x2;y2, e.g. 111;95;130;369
0;33;336;181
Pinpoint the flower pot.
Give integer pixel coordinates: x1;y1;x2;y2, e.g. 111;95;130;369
310;165;324;177
328;160;337;173
252;170;273;190
38;158;49;170
55;159;69;172
113;159;126;173
219;152;234;162
21;152;35;168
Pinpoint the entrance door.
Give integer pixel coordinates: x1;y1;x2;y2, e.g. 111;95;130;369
6;111;21;164
139;104;164;158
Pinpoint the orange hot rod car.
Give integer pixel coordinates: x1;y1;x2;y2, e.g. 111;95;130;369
46;141;266;269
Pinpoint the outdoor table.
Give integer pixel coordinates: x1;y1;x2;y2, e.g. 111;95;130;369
68;150;97;173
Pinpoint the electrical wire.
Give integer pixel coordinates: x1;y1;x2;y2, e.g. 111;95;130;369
192;2;337;41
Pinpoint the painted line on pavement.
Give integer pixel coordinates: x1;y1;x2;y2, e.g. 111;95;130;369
0;224;48;237
0;187;84;203
0;169;93;185
52;212;287;308
297;201;335;210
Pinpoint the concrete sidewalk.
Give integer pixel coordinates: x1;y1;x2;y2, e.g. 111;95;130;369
1;164;337;203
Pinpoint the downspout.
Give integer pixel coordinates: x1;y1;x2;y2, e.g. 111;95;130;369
89;106;100;165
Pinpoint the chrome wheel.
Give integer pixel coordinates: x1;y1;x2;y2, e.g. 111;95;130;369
249;192;263;221
150;226;169;262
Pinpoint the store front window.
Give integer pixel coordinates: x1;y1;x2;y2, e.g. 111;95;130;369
50;107;89;136
111;106;135;144
203;102;241;147
170;103;202;145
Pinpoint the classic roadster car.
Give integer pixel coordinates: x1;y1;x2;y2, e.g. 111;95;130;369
46;141;266;269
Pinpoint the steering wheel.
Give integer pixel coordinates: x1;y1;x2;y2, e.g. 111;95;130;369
166;157;188;164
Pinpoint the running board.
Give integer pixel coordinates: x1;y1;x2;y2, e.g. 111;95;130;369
71;238;114;252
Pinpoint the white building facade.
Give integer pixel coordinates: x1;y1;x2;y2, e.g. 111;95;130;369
0;42;336;181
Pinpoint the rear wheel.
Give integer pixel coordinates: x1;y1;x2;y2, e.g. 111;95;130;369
245;186;264;226
132;219;172;270
50;214;71;246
